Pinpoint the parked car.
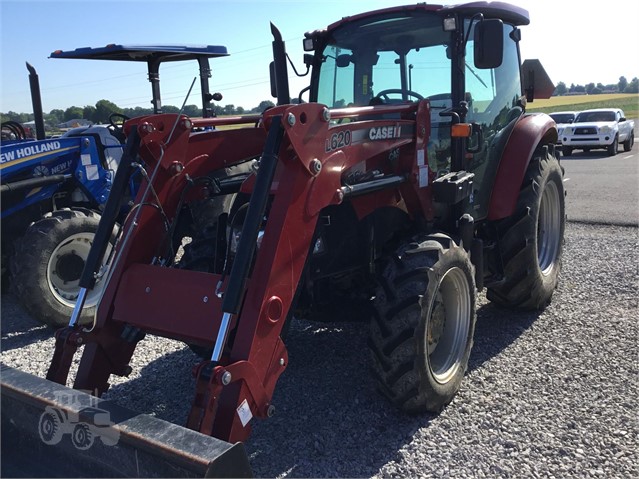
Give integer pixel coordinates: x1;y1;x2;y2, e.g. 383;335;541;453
549;111;577;144
561;108;635;156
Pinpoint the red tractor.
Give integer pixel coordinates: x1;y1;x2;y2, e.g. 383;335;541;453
11;2;563;475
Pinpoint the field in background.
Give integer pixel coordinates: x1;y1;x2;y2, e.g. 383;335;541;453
527;93;639;118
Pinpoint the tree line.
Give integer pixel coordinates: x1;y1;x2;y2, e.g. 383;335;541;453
1;99;277;132
554;76;638;96
2;76;637;130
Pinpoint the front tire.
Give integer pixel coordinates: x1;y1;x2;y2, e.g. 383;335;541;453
562;146;572;157
607;136;618;156
370;234;476;413
10;208;116;327
487;147;565;310
71;423;94;450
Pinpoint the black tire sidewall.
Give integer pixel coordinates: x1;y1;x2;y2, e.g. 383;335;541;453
531;156;565;298
370;236;477;413
11;210;106;327
415;246;476;408
487;151;565;310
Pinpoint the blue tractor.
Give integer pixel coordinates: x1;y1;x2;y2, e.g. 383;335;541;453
1;44;230;326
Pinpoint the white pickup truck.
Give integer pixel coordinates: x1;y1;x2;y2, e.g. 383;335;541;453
561;108;635;156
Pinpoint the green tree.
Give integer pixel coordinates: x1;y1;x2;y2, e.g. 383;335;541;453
47;109;64;126
83;105;97;123
618;76;628;92
253;100;275;113
555;81;567;96
183;104;201;117
222;104;235;115
123;106;153;118
94;99;122;124
625;77;639;93
64;106;84;121
2;111;30;123
585;83;595;94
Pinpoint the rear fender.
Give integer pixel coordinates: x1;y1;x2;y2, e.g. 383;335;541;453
487;113;557;221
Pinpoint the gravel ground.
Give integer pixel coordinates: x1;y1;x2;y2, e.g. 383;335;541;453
1;222;638;478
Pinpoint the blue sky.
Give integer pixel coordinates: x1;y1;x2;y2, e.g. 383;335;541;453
1;0;638;114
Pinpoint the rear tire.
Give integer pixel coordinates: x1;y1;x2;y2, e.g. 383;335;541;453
487;148;565;310
370;234;476;413
38;411;63;445
10;208;116;327
623;132;634;152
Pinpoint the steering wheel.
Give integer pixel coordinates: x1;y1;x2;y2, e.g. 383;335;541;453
108;113;130;142
372;89;424;104
109;113;130;129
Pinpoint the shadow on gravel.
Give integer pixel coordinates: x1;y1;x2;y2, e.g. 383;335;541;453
93;304;542;478
1;294;53;352
469;302;540;373
97;321;430;478
100;346;197;425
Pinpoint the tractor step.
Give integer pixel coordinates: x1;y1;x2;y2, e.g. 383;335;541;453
1;364;252;478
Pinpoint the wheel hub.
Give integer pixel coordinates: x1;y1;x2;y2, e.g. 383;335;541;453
427;266;472;384
537;180;561;275
427;294;446;354
54;250;85;283
47;232;112;307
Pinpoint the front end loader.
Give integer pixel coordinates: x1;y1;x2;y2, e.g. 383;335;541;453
2;2;564;476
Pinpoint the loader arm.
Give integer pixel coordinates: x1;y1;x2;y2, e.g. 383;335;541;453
45;99;436;444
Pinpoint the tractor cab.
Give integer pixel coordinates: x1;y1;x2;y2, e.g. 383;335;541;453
278;3;553;221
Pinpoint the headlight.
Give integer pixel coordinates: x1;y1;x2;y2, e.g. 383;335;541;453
600;125;612;134
558;127;564;135
563;127;573;135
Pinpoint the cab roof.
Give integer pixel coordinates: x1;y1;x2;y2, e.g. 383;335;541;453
321;1;529;34
50;44;229;62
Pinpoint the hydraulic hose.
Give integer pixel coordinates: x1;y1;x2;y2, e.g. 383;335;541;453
78;126;139;290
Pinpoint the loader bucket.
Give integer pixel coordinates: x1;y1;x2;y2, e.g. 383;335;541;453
1;365;252;478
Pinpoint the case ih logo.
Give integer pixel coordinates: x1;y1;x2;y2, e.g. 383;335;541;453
38;390;120;450
368;125;401;141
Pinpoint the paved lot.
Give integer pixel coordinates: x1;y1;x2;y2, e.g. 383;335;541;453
561;139;638;226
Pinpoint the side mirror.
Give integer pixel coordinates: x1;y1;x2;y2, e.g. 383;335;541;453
474;19;503;69
521;59;555;101
336;54;352;67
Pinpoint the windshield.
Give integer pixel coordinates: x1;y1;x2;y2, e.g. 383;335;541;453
315;11;452;108
549;113;575;124
575;111;616;122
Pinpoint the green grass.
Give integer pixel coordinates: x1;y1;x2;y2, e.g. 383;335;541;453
526;93;639;119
